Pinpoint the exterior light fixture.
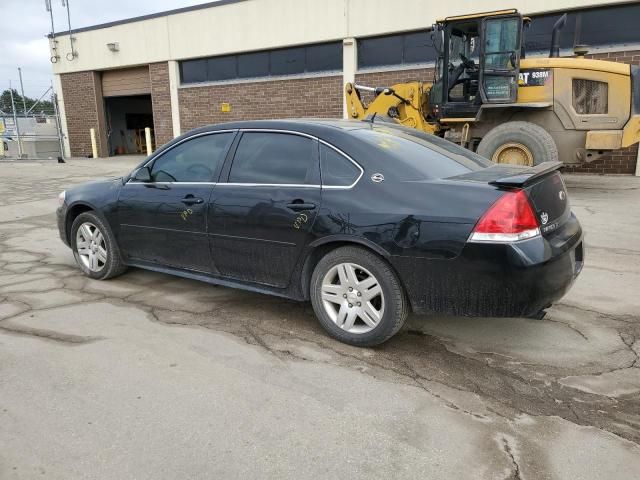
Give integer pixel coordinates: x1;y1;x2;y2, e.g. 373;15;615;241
106;42;119;52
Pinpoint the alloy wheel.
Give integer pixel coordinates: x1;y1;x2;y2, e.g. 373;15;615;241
320;262;385;334
75;222;107;272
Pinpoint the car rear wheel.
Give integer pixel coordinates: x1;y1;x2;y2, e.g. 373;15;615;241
477;121;558;166
71;212;127;280
310;246;408;346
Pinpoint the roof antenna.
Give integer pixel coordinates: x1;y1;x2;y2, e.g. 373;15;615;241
365;112;377;124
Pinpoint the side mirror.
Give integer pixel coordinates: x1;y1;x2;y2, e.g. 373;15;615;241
132;166;152;182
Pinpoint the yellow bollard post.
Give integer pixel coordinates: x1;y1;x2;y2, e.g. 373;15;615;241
145;127;153;156
90;128;98;158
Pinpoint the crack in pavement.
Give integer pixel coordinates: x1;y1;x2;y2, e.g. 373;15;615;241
541;317;589;341
500;436;523;480
557;302;639;325
143;307;639;445
619;333;639;368
0;324;102;344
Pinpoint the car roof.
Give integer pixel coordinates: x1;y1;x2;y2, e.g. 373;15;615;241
187;118;372;136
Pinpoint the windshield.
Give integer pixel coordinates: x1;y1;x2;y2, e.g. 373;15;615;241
352;126;491;180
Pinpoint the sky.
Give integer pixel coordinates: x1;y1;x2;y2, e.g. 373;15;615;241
0;0;212;98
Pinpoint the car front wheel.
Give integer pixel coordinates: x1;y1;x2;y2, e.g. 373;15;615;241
310;246;408;346
71;211;127;280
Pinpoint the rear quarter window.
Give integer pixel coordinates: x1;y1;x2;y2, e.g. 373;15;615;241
320;144;362;187
352;127;490;180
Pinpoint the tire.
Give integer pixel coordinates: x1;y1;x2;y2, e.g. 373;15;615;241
476;121;558;166
310;246;408;347
70;211;127;280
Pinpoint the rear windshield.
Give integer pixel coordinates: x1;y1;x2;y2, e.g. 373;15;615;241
352;126;491;180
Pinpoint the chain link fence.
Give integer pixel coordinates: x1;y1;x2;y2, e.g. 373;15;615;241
1;83;66;160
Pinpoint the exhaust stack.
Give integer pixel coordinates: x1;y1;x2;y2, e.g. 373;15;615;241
549;13;567;58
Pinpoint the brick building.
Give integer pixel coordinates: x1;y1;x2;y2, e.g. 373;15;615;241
50;0;640;174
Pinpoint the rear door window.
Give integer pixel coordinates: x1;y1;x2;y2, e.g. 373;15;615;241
320;145;361;187
149;132;234;182
229;132;316;184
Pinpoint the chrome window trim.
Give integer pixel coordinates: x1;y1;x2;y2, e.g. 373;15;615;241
126;181;218;185
225;129;364;190
318;139;364;190
126;128;365;190
218;183;321;188
235;128;317;140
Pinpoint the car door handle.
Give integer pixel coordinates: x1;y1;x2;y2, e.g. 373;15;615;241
182;195;204;205
286;202;316;211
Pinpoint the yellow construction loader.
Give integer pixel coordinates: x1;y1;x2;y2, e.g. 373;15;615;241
345;9;640;166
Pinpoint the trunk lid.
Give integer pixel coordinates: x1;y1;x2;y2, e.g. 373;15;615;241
523;171;570;236
447;161;570;236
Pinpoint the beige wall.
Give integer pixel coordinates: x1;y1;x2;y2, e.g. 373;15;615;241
51;0;632;75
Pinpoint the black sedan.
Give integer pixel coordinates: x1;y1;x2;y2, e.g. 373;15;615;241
57;119;583;346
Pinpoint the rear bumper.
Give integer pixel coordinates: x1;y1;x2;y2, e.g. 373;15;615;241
392;214;583;317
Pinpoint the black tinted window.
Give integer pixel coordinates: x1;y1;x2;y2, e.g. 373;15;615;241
238;51;269;78
180;41;342;84
524;4;640;56
208;56;236;81
270;47;306;75
352;127;489;180
150;133;234;182
579;4;640;47
229;133;315;184
404;31;435;64
320;145;361;187
358;35;403;68
358;30;435;68
306;42;342;72
180;59;208;83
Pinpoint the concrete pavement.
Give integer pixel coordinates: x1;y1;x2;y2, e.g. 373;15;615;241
0;157;639;479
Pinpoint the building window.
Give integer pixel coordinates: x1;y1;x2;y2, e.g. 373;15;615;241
307;42;343;72
238;52;269;79
180;41;342;84
358;30;435;69
525;3;640;55
207;55;236;82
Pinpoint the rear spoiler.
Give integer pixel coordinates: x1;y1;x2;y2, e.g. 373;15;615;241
489;161;563;187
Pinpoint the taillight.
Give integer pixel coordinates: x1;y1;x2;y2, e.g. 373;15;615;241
469;190;540;243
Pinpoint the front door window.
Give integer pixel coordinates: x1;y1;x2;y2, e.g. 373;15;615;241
147;133;234;183
480;16;522;103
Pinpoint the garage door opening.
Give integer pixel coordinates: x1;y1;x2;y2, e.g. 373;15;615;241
105;95;154;155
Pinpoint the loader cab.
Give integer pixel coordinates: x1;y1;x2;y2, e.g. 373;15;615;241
429;10;523;119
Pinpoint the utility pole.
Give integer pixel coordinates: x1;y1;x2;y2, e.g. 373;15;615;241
18;67;27;115
9;82;23;158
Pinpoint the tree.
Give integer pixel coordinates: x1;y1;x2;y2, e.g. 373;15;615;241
0;89;55;116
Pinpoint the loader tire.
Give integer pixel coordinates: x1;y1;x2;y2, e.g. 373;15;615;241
477;121;558;166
